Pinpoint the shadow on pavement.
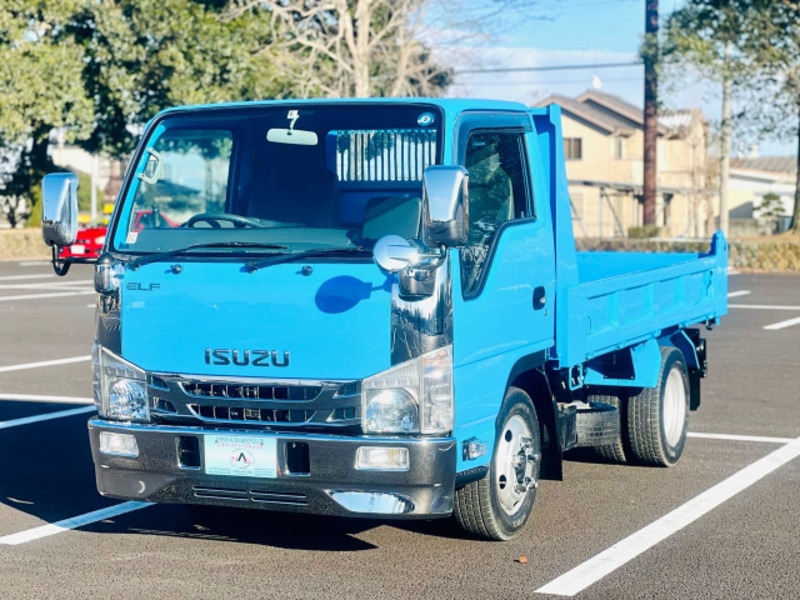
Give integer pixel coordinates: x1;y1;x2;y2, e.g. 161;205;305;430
1;412;471;548
0;413;114;524
82;504;384;551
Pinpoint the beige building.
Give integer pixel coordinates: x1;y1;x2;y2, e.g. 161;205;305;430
728;156;796;234
535;91;711;238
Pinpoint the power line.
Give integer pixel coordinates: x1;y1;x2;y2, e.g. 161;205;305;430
456;61;642;75
451;75;643;87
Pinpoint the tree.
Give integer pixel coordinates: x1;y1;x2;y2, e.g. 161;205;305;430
663;0;764;237
0;1;94;227
746;1;800;234
224;0;454;98
72;0;290;158
0;0;291;225
758;192;787;233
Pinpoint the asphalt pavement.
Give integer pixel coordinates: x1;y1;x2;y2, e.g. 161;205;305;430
0;260;798;599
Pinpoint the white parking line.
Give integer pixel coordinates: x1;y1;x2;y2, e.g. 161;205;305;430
0;274;55;282
0;393;93;405
726;290;750;298
17;261;51;267
0;284;93;292
536;436;800;597
0;355;91;373
0;279;92;289
763;316;800;331
729;303;800;311
0;290;95;302
688;431;795;444
0;406;95;430
0;501;153;546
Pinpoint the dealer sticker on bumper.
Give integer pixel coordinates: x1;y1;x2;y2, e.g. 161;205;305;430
204;434;278;478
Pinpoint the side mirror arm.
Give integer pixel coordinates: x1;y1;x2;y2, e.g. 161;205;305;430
50;246;97;277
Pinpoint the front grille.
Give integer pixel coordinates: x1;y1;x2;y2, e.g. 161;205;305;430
181;382;322;401
187;404;315;424
192;486;308;506
149;375;361;431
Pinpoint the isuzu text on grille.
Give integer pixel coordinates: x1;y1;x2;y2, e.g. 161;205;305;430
204;349;290;367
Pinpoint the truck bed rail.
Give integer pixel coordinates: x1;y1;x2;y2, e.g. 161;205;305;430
555;233;728;368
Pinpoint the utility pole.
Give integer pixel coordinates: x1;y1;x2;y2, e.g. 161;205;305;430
91;154;98;225
643;0;658;226
719;40;732;237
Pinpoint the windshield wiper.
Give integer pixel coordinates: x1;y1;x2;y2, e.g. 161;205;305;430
128;241;289;271
244;247;371;273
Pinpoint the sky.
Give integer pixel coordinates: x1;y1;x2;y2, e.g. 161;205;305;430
438;0;794;157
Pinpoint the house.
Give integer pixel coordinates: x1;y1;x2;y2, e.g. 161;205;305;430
534;90;711;238
729;156;796;234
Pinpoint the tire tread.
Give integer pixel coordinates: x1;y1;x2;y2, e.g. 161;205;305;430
584;394;627;463
626;347;687;467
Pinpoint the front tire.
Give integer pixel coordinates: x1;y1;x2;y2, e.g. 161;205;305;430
627;347;690;467
454;387;541;541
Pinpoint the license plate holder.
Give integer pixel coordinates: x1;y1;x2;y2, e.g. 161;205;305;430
204;434;278;478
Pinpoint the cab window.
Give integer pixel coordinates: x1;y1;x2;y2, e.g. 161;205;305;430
460;131;530;295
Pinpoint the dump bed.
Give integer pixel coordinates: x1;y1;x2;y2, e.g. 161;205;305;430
554;234;728;368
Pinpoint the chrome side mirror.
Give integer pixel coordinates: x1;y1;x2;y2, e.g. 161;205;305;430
41;172;79;248
373;235;426;273
422;165;468;248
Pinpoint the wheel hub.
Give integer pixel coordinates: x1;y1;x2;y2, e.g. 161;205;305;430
495;415;540;515
663;366;687;447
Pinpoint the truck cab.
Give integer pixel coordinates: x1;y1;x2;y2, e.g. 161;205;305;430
41;99;727;540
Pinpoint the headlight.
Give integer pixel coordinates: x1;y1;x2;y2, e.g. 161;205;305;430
92;344;150;422
362;346;453;434
365;389;417;433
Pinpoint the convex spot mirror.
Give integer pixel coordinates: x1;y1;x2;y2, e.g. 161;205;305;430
422;165;469;248
41;172;79;248
373;235;428;274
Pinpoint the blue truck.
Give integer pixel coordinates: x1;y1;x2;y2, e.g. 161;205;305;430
41;99;727;540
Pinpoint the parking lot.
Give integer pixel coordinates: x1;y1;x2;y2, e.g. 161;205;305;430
0;259;798;599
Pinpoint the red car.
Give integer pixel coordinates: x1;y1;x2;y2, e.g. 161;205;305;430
60;210;177;259
59;226;107;259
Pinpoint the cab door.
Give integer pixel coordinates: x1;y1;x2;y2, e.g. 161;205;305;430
451;112;556;470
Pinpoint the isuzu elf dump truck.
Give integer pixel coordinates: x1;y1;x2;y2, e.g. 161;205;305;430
41;99;727;540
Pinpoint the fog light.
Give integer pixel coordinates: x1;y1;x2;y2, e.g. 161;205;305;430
99;432;139;457
355;446;409;471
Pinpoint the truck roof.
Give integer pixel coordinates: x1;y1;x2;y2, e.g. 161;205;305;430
154;97;532;120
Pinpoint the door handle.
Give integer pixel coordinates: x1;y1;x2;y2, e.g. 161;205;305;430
533;286;546;310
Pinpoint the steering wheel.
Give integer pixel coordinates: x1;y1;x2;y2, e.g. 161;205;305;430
182;213;266;229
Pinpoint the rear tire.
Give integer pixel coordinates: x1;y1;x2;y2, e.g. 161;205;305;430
627;347;690;467
585;393;627;464
454;387;541;541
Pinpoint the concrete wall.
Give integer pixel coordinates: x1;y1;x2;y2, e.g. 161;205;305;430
0;229;50;260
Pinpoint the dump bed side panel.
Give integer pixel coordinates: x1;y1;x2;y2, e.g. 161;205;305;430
556;233;728;368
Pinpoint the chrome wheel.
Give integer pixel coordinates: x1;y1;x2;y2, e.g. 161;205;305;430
494;414;539;516
663;366;687;447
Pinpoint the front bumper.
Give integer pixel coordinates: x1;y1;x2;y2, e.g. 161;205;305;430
88;419;456;519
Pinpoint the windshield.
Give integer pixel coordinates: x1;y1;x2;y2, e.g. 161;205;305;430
110;104;443;257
